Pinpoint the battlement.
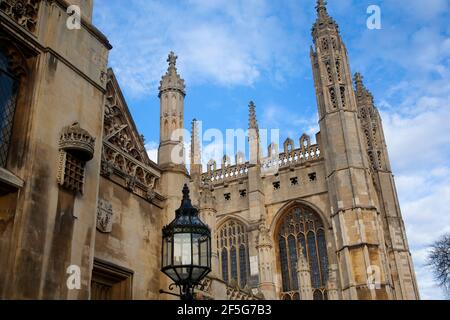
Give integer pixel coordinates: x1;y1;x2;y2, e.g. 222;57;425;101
201;134;322;185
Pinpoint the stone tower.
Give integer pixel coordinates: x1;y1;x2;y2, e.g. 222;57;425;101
354;73;420;299
157;52;190;296
158;51;186;169
310;0;417;299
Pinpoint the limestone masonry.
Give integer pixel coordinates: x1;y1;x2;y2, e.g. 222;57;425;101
0;0;419;300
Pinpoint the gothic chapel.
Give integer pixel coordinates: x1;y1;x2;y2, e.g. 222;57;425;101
0;0;419;300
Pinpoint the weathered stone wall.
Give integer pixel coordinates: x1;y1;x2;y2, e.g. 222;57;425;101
0;0;110;299
95;177;163;300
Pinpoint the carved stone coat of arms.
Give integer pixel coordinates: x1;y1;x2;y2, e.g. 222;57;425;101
96;199;114;233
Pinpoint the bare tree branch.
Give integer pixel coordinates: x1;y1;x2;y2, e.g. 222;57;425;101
428;233;450;297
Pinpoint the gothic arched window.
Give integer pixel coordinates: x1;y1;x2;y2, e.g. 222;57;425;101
277;205;329;300
0;46;19;167
217;220;250;288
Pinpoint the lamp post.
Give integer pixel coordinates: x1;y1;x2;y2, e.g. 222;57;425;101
160;184;212;300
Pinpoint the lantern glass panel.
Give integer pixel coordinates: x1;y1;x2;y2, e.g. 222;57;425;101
199;235;209;268
174;233;192;266
192;233;200;266
162;236;173;268
191;267;205;283
178;267;190;281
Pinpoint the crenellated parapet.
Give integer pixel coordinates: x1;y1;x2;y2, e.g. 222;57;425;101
201;134;322;186
262;138;321;173
202;158;249;184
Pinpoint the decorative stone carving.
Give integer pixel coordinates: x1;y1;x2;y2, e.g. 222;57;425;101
283;138;294;155
0;38;28;78
59;122;96;161
158;51;186;97
0;0;41;33
207;159;216;173
299;134;311;150
126;175;137;191
57;122;94;195
102;71;161;200
96;199;114;233
57;150;85;194
268;143;278;158
222;155;231;168
226;282;262;301
104;77;149;164
248;101;258;130
100;159;114;178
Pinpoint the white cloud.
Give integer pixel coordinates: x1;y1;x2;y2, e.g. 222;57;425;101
94;0;305;96
380;78;450;299
145;141;159;163
261;104;319;146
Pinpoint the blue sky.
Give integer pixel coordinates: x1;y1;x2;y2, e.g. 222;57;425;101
93;0;450;299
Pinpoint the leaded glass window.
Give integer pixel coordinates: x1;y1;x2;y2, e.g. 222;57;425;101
217;220;250;288
239;245;248;288
277;206;329;300
0;47;19;168
221;248;228;283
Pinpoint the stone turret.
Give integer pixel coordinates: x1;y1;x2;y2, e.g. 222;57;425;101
354;73;420;300
158;51;186;169
310;0;393;299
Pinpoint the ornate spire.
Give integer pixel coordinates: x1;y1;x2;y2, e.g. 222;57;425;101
168;51;177;69
248;101;259;130
159;51;186;97
316;0;328;15
190;119;201;167
248;101;261;164
354;73;375;107
312;0;339;39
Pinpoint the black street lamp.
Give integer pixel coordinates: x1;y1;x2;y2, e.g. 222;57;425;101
160;184;212;300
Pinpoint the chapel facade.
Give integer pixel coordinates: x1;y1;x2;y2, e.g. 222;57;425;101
0;0;419;300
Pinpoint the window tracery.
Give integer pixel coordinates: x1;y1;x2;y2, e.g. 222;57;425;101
0;47;19;167
217;220;250;288
329;87;337;109
277;206;329;300
340;86;346;108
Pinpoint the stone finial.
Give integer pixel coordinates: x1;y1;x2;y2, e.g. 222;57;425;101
354;72;374;106
248;101;258;130
59;122;95;161
312;0;339;38
207;159;217;173
235;151;245;165
168;51;177;69
222;155;231;168
354;72;364;89
316;0;327;12
191;119;201;167
159;51;186;96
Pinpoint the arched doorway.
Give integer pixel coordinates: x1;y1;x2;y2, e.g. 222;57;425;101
276;205;329;300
